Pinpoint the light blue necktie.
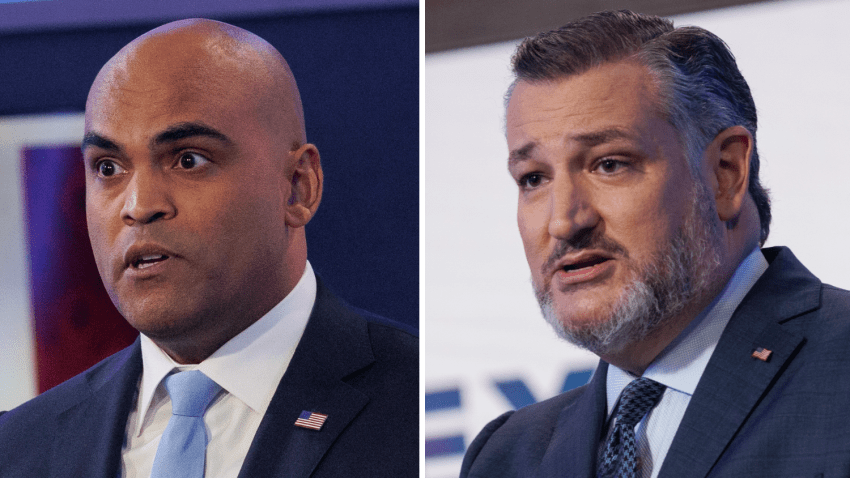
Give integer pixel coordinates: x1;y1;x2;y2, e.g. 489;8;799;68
150;370;222;478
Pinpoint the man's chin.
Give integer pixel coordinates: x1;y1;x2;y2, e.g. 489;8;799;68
536;277;666;357
539;301;628;355
122;306;198;340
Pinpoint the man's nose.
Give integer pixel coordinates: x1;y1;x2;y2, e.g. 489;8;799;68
120;170;176;226
547;176;600;241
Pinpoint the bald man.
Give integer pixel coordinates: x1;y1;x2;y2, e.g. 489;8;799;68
0;19;417;477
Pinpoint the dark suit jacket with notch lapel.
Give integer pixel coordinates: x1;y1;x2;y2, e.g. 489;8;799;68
0;279;418;477
461;247;850;478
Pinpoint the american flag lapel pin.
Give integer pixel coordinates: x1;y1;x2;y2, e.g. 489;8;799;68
294;410;328;431
752;347;772;362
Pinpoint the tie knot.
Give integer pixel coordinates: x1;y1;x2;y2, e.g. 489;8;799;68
616;377;666;428
164;370;222;417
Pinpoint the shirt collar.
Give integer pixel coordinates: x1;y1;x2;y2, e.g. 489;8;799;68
135;261;317;436
607;248;768;415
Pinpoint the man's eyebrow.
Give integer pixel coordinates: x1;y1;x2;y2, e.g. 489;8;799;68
152;122;233;147
508;143;536;166
82;132;120;153
570;128;635;147
508;128;636;166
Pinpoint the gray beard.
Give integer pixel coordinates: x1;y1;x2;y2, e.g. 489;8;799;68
534;181;722;356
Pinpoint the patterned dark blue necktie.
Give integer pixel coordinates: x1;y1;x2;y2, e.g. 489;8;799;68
598;377;666;478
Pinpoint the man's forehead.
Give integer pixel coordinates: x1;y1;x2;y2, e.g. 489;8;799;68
88;20;280;107
505;63;674;165
97;38;250;93
87;38;263;130
85;19;305;149
85;75;235;130
508;64;661;130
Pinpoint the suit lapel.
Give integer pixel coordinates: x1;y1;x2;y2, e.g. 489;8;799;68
238;280;374;478
659;248;817;478
50;339;142;478
534;362;608;478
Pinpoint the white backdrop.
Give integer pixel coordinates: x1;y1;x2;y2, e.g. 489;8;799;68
424;1;850;476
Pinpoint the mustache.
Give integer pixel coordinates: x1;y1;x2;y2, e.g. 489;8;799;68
542;228;628;274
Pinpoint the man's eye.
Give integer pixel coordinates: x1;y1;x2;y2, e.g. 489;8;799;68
96;160;125;178
177;152;210;170
596;159;625;174
519;173;544;188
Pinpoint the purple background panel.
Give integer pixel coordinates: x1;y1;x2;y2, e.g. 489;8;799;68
22;145;137;393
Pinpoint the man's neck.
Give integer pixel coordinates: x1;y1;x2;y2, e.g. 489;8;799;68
600;293;720;376
600;246;759;376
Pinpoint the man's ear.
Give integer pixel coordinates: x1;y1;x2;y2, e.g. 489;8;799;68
284;143;323;228
707;125;752;223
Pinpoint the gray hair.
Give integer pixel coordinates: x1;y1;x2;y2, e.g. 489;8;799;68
509;10;771;244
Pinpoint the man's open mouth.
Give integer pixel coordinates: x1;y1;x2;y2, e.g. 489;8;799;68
561;256;609;272
132;254;169;269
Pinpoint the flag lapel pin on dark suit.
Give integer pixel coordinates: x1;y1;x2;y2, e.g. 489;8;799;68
294;411;328;430
752;347;772;362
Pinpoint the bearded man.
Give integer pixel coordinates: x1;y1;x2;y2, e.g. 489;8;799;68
461;10;850;478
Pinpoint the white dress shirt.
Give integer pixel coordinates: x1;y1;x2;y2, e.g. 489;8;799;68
605;248;768;478
121;262;317;478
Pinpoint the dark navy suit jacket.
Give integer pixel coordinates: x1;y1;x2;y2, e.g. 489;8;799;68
0;281;418;477
461;247;850;478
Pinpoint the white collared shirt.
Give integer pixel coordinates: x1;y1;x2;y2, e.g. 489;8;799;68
121;262;317;478
605;248;769;478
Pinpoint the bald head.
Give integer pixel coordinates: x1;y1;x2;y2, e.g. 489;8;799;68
83;19;323;364
87;18;306;149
